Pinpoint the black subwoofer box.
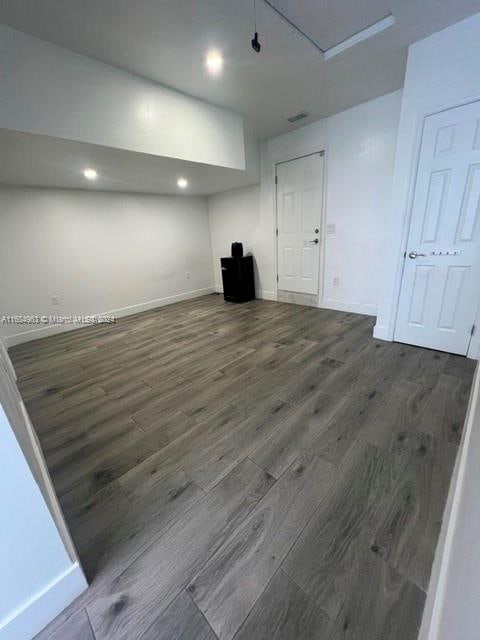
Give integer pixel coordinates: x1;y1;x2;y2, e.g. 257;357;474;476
220;255;255;303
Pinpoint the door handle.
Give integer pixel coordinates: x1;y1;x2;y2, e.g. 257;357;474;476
408;251;426;259
308;239;319;244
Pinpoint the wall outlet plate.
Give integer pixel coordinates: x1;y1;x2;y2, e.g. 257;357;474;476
52;296;60;305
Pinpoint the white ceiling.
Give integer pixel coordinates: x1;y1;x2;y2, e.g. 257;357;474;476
1;0;478;140
269;0;392;51
0;130;258;196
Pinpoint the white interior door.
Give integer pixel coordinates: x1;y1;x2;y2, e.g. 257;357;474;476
395;100;480;355
276;153;324;295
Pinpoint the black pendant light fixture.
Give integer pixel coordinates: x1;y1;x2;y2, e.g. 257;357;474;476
251;0;261;52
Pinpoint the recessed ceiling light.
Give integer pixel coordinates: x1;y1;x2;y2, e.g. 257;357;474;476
177;177;188;189
205;50;223;75
83;168;98;180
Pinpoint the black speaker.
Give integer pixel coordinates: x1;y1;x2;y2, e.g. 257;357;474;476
231;242;243;258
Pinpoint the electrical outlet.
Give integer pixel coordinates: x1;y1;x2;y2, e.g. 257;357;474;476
327;224;336;235
185;271;191;279
52;295;60;305
333;277;340;287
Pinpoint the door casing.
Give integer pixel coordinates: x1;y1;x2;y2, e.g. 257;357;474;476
275;150;326;300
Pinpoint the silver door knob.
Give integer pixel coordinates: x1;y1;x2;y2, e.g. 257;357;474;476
408;251;426;259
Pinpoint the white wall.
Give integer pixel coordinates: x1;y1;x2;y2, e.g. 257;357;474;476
0;400;86;640
207;90;402;313
0;187;214;345
0;26;246;170
208;185;272;297
375;13;480;348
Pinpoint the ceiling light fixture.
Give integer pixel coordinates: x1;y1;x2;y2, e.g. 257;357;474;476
251;0;261;53
83;168;98;180
324;15;396;60
205;50;223;75
177;177;188;189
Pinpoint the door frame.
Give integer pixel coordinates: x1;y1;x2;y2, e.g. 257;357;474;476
0;339;82;568
274;150;327;301
391;96;480;359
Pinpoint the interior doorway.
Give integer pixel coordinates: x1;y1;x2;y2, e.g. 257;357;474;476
276;152;325;299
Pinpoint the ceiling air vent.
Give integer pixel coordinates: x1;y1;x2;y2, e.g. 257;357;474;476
287;112;309;123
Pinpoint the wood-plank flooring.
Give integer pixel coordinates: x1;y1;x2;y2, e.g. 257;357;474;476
9;295;475;640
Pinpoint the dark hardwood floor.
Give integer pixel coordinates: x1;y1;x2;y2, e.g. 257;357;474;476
9;295;475;640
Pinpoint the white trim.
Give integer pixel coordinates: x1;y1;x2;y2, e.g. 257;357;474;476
3;287;216;347
267;142;331;303
467;301;480;360
21;400;81;563
258;290;275;301
274;150;327;302
372;323;391;341
324;15;396;60
0;337;17;380
1;339;81;565
214;286;275;301
320;298;377;316
467;333;480;360
418;364;479;640
0;562;87;640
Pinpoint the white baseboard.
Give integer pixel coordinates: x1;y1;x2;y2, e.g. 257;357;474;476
320;298;377;317
214;286;275;301
3;287;215;348
214;289;374;310
258;290;275;301
0;562;87;640
373;323;392;341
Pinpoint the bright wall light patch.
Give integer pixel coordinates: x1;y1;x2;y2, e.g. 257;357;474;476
140;104;154;120
83;168;98;180
177;177;188;189
205;50;223;75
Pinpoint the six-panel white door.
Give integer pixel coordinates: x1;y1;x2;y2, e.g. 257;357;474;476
276;153;324;295
395;100;480;355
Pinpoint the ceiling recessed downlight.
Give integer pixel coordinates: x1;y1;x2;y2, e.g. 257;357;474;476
177;177;188;189
205;50;223;75
83;168;98;180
